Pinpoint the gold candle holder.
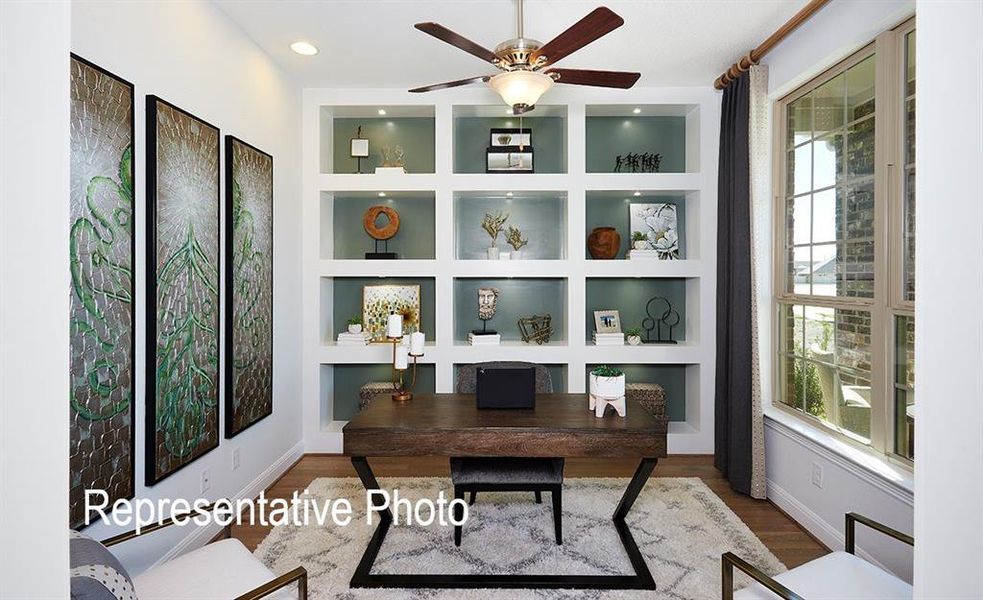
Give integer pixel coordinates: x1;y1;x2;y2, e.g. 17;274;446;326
379;336;423;402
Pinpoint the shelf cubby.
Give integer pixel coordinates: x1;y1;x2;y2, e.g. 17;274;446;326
453;277;567;344
453;105;567;174
585;104;700;174
454;191;567;260
585;277;689;343
320;276;436;345
321;190;436;260
585;190;699;260
323;363;437;421
585;363;690;421
320;105;435;174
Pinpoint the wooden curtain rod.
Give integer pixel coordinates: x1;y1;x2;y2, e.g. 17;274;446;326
714;0;831;90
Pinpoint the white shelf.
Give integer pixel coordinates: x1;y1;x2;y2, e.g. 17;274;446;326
302;87;721;456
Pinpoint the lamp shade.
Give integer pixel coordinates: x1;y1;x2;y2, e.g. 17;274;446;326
489;71;554;108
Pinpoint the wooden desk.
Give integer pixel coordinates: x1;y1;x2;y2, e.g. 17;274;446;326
343;393;667;591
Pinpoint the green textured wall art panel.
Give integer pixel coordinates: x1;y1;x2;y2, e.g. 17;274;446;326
146;96;220;485
69;55;135;527
225;137;273;438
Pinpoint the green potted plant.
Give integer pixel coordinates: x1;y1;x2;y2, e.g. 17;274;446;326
631;230;649;250
481;211;509;259
625;326;642;346
589;365;626;417
347;314;363;334
505;225;528;259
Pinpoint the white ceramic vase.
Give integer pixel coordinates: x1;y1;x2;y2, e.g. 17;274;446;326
634;240;649;250
627;335;642;346
511;250;523;260
589;373;625;399
487;247;500;260
348;324;362;334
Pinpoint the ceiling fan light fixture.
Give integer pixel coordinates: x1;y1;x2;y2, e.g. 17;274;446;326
489;71;553;111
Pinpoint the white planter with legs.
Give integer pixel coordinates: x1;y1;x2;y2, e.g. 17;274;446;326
589;373;626;417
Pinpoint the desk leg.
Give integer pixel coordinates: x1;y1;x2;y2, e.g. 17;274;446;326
613;457;658;590
348;455;658;590
349;457;392;588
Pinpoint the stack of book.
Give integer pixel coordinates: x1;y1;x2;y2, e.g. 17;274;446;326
468;332;501;346
337;331;371;346
593;332;625;346
628;249;662;260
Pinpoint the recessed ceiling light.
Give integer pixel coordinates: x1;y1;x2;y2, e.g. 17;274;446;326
378;109;387;116
506;109;514;115
506;192;514;197
289;41;318;56
633;191;641;196
378;192;386;197
632;107;641;114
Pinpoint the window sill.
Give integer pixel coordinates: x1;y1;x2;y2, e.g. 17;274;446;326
763;405;914;500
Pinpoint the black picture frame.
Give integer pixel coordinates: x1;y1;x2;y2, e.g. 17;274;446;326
486;147;535;173
145;95;221;485
69;54;137;528
224;135;274;439
490;127;532;147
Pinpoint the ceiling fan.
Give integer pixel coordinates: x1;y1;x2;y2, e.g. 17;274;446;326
409;0;640;114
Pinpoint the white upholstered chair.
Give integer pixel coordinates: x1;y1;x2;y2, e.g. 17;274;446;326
96;502;306;600
723;513;913;600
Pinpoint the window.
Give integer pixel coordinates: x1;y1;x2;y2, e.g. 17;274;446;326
775;19;915;462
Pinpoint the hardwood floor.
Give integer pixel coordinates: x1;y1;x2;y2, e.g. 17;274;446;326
231;454;828;569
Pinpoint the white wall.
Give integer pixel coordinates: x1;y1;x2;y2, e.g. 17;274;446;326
71;0;303;574
765;0;914;97
756;0;916;582
914;2;983;597
0;2;72;598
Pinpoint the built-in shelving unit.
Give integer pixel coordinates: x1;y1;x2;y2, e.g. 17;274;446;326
302;87;719;453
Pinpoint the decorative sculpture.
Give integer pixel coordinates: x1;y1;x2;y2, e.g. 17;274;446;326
613;152;662;173
518;314;553;344
587;227;621;259
363;205;400;259
642;296;681;344
473;287;499;335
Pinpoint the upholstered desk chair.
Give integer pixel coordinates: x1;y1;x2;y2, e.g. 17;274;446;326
451;361;564;546
722;512;913;599
71;503;306;600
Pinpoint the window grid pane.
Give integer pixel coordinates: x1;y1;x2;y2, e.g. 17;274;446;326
894;315;915;459
902;30;916;302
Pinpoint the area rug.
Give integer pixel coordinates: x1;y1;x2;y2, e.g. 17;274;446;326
254;477;784;599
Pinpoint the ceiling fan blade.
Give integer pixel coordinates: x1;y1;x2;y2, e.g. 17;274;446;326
529;7;624;66
547;68;640;89
408;75;492;93
414;23;499;64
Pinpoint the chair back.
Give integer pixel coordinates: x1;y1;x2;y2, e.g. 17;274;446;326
456;361;553;394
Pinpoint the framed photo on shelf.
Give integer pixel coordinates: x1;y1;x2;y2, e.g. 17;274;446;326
593;309;622;333
490;127;532;147
486;148;534;173
362;284;421;340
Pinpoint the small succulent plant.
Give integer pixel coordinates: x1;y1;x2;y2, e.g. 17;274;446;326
625;326;642;337
591;365;624;378
347;315;363;326
631;230;647;242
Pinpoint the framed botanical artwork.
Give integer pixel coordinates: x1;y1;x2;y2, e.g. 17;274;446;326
629;203;680;259
225;136;273;438
486;149;534;173
363;284;421;340
490;127;532;147
145;95;221;485
594;309;622;333
69;54;135;528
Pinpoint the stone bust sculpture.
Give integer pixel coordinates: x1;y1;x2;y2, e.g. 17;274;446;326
473;287;500;335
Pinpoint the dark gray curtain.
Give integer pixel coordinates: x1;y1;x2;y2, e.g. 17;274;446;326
715;72;754;496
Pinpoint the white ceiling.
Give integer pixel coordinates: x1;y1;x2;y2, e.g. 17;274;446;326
214;0;811;89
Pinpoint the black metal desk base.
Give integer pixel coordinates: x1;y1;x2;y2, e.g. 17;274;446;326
349;456;658;590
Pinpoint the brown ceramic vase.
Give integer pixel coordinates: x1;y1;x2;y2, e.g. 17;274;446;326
587;227;621;259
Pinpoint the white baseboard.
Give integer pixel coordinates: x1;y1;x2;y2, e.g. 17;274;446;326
766;478;892;574
151;441;305;569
